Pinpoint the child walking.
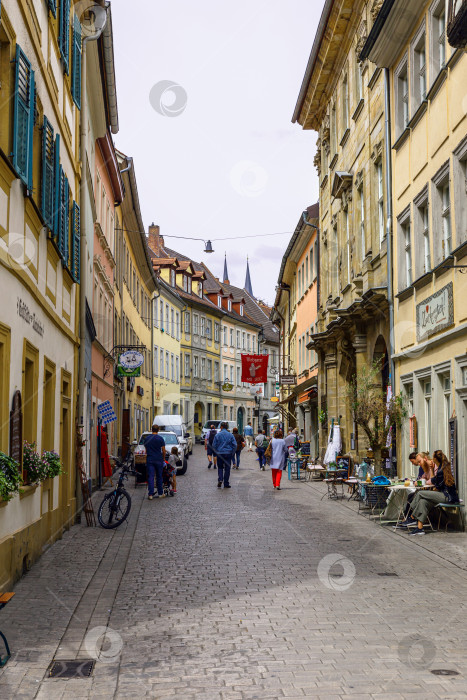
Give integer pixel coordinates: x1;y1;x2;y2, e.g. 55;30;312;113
168;446;178;493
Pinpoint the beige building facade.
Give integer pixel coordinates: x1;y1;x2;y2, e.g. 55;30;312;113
293;0;392;461
362;0;467;494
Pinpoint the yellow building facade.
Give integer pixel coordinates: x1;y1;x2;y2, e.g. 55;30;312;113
0;0;83;589
363;0;467;494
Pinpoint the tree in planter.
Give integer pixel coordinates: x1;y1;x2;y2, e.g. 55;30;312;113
42;451;64;478
346;360;407;473
23;441;48;484
0;452;22;501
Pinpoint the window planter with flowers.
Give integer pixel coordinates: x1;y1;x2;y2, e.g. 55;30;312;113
22;442;64;487
0;452;22;504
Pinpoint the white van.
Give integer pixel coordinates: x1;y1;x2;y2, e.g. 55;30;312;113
201;420;237;442
152;415;193;455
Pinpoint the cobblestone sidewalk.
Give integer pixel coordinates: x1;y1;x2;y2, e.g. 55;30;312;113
1;447;467;699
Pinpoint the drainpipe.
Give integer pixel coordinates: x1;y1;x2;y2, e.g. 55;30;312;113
384;68;395;394
77;6;109;503
151;283;161;420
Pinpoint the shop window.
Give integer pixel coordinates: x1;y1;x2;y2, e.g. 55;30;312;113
23;341;39;471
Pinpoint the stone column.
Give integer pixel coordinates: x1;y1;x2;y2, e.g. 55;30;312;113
324;343;338;453
353;331;368;459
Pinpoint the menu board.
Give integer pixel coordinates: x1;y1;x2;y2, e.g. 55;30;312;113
449;417;457;483
10;390;22;467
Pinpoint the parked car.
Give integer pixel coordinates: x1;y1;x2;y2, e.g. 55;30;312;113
134;430;188;475
152;415;193;455
200;420;237;442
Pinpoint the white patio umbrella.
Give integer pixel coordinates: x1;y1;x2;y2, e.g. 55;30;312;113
324;422;342;465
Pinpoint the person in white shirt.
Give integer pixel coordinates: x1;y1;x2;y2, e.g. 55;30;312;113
268;429;288;490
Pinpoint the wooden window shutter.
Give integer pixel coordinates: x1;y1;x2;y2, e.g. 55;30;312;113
71;202;80;283
71;14;82;108
41;117;55;231
12;45;35;188
53;133;61;238
59;0;71;74
48;0;57;18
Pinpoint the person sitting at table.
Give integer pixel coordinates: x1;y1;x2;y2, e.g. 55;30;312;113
396;453;435;528
406;450;459;536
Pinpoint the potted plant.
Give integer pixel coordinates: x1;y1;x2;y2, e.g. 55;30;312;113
0;452;22;502
318;409;327;425
23;442;48;484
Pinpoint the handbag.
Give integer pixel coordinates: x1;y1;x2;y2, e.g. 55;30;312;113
264;441;272;464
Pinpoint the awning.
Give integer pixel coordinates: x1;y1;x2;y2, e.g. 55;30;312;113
298;387;318;404
279;393;296;405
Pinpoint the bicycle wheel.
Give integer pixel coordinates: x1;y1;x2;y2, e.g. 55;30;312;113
98;489;132;529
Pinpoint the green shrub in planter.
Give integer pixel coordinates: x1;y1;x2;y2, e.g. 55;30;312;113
0;451;22;501
42;450;63;478
23;442;48;484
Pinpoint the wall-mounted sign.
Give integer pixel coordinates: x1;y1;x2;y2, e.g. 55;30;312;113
416;283;454;342
97;400;117;425
117;350;144;377
241;354;268;384
280;374;297;385
249;384;264;396
222;382;233;392
271;396;279;402
17;298;44;337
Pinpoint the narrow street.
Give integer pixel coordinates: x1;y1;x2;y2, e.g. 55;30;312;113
1;447;467;700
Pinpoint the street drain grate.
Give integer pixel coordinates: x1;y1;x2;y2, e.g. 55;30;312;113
377;572;399;577
47;660;95;679
431;669;459;676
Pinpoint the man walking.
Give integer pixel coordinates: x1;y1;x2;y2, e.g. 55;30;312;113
212;422;237;488
255;429;267;470
205;424;217;469
145;424;166;500
284;428;296;456
244;422;254;451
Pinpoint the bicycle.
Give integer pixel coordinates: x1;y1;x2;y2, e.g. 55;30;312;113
97;442;138;529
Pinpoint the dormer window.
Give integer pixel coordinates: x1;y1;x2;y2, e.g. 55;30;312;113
240;305;244;316
170;269;175;287
183;275;187;292
198;282;203;297
228;300;232;311
188;277;192;294
218;295;222;307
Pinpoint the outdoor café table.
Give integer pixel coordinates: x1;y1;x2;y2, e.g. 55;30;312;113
381;484;433;524
358;482;390;516
287;456;304;481
305;465;326;482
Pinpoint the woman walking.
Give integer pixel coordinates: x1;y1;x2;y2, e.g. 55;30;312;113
407;450;459;535
267;429;288;490
232;427;245;469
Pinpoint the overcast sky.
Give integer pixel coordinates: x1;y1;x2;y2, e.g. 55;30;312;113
111;0;320;305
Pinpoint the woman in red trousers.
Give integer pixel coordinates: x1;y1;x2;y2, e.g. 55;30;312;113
267;429;288;490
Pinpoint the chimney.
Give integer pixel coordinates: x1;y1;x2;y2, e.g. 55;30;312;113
148;223;164;256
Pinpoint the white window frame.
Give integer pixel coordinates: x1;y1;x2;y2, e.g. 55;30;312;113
193;314;199;335
184;353;190;378
377;160;385;244
184;311;190;334
193;355;199;378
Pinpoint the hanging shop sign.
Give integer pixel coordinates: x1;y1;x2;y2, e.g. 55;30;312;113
241;354;269;384
222;382;234;392
117;350;144;377
279;374;297;385
416;282;454;342
270;396;279;402
249;384;264;396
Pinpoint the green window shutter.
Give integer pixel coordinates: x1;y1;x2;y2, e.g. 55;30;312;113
53;133;61;238
12;45;34;187
57;167;70;264
59;0;71;74
41;117;55;230
48;0;56;18
71;14;82;108
71;202;80;283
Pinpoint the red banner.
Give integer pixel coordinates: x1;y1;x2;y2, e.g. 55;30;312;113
241;354;269;384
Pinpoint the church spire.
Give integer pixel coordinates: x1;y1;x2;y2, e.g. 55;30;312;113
244;256;253;297
223;253;229;283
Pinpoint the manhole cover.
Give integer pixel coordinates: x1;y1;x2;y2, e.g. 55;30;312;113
47;660;95;679
377;572;399;577
430;669;459;676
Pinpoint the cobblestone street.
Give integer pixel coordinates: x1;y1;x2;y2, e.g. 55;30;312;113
1;447;467;699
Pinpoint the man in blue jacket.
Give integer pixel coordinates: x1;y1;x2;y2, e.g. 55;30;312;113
212;422;237;489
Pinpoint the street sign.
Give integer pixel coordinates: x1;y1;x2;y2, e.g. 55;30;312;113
280;374;296;385
222;382;233;392
97;400;117;425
